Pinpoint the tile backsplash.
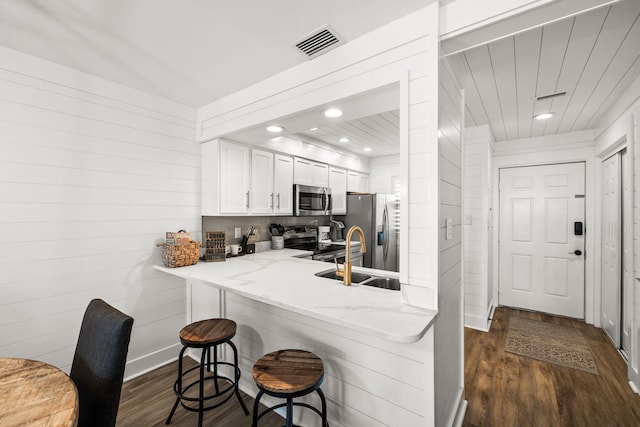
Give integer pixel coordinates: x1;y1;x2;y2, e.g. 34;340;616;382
201;216;330;245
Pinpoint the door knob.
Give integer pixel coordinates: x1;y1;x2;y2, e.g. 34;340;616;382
569;250;582;256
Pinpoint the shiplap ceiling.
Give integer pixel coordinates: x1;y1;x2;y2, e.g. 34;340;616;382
296;111;399;158
225;84;399;159
448;0;640;142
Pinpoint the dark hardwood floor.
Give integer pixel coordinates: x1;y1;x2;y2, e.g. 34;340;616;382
117;357;282;426
117;307;640;426
463;306;640;427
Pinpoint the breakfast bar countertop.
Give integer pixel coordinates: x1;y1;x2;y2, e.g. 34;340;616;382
155;249;437;343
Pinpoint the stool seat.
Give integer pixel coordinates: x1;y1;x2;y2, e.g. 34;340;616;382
179;318;236;347
252;349;328;426
253;349;324;395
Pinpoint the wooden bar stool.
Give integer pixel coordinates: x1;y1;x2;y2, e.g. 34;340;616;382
166;318;249;427
252;349;328;427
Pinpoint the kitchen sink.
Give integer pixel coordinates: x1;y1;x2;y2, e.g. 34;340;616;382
315;269;371;283
362;276;401;291
314;269;400;290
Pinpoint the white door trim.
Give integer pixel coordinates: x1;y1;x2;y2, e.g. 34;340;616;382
492;147;596;325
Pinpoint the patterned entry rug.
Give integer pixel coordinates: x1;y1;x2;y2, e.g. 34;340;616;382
504;316;599;375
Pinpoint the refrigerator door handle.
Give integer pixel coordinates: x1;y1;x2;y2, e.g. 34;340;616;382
383;204;389;262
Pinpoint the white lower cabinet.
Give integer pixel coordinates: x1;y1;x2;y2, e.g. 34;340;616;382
329;167;347;214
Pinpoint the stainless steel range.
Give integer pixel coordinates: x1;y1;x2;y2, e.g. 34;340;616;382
283;226;362;266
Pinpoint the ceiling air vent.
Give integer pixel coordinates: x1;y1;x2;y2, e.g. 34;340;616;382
291;24;344;59
536;91;567;101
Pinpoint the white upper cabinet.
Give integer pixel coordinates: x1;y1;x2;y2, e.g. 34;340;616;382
250;149;274;214
251;149;294;215
358;174;370;193
202;139;250;215
273;154;294;215
329;167;347;214
294;157;328;187
203;140;356;216
347;170;369;193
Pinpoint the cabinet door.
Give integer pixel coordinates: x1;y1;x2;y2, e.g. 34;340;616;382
251;149;274;214
274;154;294;215
294;158;312;185
347;171;359;192
311;162;329;187
220;142;250;214
358;174;369;192
329;167;347;214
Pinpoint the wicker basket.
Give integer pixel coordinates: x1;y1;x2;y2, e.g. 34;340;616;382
160;241;201;268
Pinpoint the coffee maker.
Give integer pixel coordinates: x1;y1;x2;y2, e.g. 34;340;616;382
329;220;345;241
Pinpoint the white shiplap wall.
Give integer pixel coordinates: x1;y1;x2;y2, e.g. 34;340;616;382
463;125;495;331
0;46;199;378
435;58;465;426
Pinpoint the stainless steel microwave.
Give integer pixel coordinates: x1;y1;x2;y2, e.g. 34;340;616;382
293;185;332;216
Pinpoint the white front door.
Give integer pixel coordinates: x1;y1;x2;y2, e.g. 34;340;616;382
499;163;585;318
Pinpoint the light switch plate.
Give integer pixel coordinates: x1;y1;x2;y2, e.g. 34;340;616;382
235;227;241;238
465;214;472;225
446;218;453;240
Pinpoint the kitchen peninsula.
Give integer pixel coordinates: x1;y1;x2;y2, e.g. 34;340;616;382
156;249;438;426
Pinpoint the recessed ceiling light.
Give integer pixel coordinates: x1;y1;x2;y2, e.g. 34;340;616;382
363;147;372;152
534;112;555;120
338;137;350;143
310;127;318;131
266;125;285;133
324;108;343;118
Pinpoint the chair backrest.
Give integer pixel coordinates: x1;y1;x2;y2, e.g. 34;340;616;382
70;299;134;427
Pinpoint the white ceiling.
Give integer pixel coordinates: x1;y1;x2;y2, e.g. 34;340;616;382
0;0;431;107
446;0;640;142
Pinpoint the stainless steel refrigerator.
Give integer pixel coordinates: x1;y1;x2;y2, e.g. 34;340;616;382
344;193;399;272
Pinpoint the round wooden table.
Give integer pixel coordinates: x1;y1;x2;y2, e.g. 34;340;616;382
0;358;79;427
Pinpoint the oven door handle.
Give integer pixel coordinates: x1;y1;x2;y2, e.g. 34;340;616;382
313;251;345;261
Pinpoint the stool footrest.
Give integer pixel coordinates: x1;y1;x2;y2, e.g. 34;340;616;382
255;400;325;424
166;335;249;427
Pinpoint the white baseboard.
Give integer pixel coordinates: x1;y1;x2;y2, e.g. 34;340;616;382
123;343;181;382
452;399;468;427
464;313;491;332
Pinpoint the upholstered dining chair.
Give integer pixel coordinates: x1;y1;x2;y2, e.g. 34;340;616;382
70;298;134;427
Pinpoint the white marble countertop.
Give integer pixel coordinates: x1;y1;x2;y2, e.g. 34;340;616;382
155;249;437;343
